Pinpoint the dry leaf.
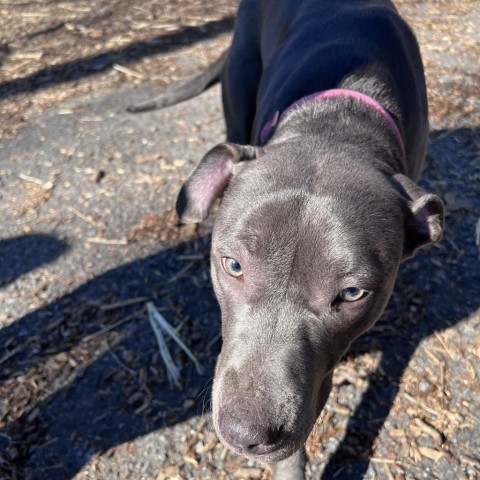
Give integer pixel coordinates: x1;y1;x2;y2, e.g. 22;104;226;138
419;446;444;461
156;465;181;480
234;467;263;479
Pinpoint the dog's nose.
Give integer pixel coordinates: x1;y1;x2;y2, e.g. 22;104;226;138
218;397;281;455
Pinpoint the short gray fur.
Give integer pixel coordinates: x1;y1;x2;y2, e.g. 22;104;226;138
176;1;445;478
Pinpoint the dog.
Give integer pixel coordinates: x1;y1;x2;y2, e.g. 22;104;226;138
135;1;444;477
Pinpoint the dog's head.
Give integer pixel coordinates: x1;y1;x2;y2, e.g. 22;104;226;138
177;141;444;463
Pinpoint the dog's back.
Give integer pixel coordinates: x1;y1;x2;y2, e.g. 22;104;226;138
223;0;428;178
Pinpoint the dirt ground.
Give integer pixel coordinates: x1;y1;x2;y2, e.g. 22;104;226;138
0;1;479;479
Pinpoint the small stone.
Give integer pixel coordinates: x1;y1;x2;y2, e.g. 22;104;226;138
326;436;341;452
90;170;105;183
419;379;431;393
182;398;195;409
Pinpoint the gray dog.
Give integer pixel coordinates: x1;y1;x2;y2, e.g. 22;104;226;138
137;0;445;478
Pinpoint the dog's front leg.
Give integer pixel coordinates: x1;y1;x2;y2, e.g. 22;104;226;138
271;447;306;480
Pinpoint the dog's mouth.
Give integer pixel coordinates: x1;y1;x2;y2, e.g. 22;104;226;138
231;446;295;464
214;426;300;464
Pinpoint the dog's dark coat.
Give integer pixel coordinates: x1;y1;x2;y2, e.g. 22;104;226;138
175;1;444;478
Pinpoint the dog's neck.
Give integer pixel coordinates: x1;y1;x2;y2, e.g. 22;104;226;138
267;95;407;176
259;89;404;156
258;63;407;175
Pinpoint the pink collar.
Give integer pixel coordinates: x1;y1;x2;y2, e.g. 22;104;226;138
259;88;404;155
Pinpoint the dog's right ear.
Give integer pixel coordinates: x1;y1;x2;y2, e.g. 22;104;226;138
176;143;259;223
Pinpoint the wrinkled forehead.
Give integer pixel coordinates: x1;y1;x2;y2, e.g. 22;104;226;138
215;189;311;252
216;191;359;255
213;187;401;280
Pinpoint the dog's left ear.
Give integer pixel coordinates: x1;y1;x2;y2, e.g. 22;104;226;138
392;173;444;259
176;143;260;223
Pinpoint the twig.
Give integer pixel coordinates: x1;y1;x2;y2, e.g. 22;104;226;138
113;64;145;80
86;236;128;245
100;297;148;312
403;392;440;417
206;332;221;351
175;254;206;261
475;218;480;259
147;305;181;388
168;262;194;283
146;302;204;375
371;457;396;464
82;311;142;342
107;343;136;376
0;345;23;366
19;173;53;189
31;437;58;452
434;332;455;360
66;205;102;226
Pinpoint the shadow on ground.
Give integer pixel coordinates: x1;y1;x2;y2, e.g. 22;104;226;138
0;234;68;288
0;234;220;479
0;127;478;479
0;15;233;101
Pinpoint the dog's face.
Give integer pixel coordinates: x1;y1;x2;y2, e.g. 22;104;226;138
176;142;444;463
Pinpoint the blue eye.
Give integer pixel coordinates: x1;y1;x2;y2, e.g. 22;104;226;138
340;287;368;302
222;257;243;278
